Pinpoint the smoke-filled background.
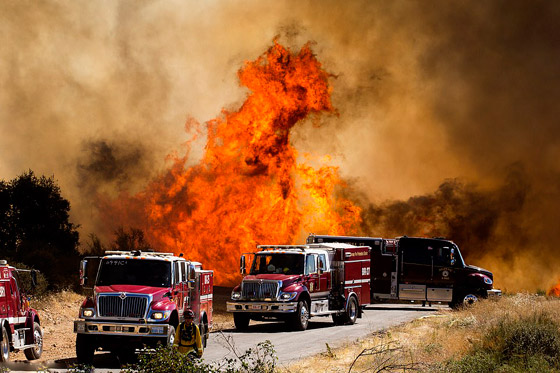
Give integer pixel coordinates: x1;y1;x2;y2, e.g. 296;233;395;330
1;0;559;292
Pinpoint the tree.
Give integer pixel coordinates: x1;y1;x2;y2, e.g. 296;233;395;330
112;227;153;252
0;170;80;289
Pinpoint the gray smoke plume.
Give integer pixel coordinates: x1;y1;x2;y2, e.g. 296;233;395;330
1;1;559;291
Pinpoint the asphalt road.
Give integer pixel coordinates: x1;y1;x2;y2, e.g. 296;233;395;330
204;303;443;368
2;303;444;372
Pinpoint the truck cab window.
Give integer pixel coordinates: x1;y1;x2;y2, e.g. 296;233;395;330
318;254;327;271
251;254;304;275
96;259;171;287
402;244;432;265
180;262;187;282
435;247;452;266
174;262;180;284
305;254;317;274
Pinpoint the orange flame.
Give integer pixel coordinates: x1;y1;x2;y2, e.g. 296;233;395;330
547;282;560;297
100;41;362;285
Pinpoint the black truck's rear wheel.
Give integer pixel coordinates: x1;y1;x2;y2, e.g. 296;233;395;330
24;322;43;360
76;334;95;364
233;313;250;330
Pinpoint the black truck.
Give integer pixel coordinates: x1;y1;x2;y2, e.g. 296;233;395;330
306;234;501;308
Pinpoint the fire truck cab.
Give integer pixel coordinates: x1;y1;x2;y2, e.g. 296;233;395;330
227;243;371;331
0;260;42;362
74;251;213;363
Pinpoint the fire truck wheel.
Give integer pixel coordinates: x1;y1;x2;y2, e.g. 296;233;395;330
199;323;207;348
345;297;358;325
76;334;95;364
461;293;479;307
233;313;250;330
0;326;9;362
166;325;176;346
291;300;310;331
24;322;43;360
450;293;479;309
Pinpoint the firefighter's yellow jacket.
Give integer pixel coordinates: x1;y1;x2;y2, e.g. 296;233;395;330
173;321;203;357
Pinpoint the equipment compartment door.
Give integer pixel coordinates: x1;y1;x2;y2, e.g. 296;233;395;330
343;247;371;305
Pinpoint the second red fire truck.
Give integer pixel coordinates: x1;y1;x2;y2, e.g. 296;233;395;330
74;250;213;363
227;243;371;331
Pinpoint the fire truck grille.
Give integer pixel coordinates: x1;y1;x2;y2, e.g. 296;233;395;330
242;281;280;300
98;294;148;318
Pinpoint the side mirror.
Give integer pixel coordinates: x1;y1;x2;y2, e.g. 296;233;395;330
240;255;246;275
31;270;37;288
450;248;456;266
79;260;88;287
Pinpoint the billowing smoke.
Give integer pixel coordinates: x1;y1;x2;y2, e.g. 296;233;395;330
1;1;559;291
354;164;547;291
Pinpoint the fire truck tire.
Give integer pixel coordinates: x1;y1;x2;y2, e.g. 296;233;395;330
0;326;9;362
345;297;359;325
166;325;176;346
24;322;43;360
290;300;310;331
76;334;95;364
199;323;208;348
450;292;480;309
233;313;250;330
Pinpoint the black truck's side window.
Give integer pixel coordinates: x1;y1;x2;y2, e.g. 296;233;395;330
402;244;432;265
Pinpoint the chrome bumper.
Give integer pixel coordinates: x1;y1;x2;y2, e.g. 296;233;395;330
226;301;297;313
74;320;169;338
487;289;502;298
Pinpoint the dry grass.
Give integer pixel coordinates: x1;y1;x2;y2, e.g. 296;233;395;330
284;294;560;372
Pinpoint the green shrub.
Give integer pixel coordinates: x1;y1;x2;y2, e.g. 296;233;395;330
445;314;560;372
446;350;499;373
484;314;560;366
120;339;277;373
9;261;49;296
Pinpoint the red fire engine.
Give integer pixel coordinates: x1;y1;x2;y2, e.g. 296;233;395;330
227;243;371;331
0;260;43;362
74;250;213;363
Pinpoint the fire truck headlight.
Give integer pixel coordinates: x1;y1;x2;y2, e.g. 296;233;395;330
483;276;493;285
279;292;297;301
151;312;165;320
231;291;242;300
149;311;170;321
82;308;94;318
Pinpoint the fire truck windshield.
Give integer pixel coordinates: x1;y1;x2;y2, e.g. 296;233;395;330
250;254;304;275
96;259;171;287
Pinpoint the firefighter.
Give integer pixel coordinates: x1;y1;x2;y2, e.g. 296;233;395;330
174;309;203;359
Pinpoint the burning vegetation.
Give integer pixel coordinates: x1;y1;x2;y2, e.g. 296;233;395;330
99;41;361;285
